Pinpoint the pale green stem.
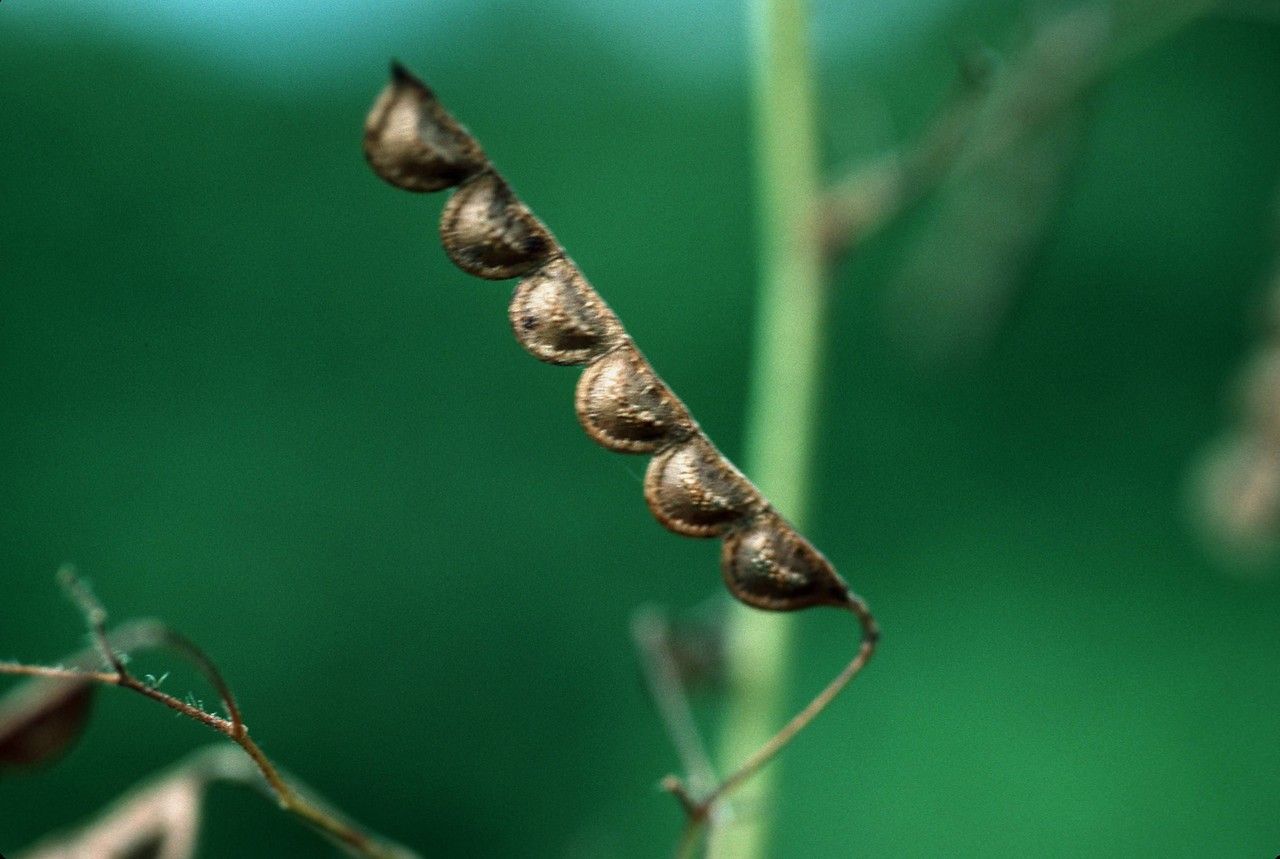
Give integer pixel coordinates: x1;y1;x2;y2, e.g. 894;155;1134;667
708;0;825;856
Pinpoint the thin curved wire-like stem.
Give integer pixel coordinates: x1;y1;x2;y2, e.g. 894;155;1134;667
703;597;877;809
663;594;877;835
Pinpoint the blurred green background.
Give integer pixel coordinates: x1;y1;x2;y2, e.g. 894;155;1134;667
3;0;1280;856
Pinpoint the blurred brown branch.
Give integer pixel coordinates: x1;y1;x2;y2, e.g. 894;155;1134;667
820;2;1219;365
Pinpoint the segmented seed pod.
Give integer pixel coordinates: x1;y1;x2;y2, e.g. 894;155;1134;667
363;62;874;628
575;345;693;453
441;171;554;280
363;63;487;193
366;66;880;806
644;437;762;537
721;514;852;611
509;258;624;365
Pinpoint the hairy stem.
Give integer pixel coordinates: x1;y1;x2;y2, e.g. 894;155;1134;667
709;0;825;855
0;573;414;859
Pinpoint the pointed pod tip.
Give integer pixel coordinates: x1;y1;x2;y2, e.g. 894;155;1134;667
387;60;432;95
365;61;483;193
389;59;412;81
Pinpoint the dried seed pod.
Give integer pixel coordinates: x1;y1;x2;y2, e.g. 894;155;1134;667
363;63;487;193
644;437;762;537
441;171;554;280
575;346;692;453
721;515;852;611
366;64;879;816
509;258;624;365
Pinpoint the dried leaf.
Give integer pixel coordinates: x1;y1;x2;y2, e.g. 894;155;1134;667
0;677;95;770
20;768;205;859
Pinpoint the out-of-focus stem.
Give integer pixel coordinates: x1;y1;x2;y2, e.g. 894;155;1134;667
709;0;825;856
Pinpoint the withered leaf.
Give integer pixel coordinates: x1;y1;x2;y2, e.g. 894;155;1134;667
0;677;95;770
20;767;204;859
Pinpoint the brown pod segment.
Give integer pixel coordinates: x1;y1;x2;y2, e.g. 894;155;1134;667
509;258;624;365
440;171;554;280
575;345;692;453
644;437;762;537
363;62;487;193
721;514;852;612
0;678;95;769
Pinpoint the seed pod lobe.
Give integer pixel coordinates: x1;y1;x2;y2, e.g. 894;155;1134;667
440;171;555;280
363;63;487;193
509;259;623;365
575;346;692;453
721;515;852;611
644;437;761;537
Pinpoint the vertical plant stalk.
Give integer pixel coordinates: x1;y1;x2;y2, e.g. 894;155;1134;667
710;0;826;856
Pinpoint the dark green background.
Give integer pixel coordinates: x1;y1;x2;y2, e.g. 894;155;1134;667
3;2;1280;856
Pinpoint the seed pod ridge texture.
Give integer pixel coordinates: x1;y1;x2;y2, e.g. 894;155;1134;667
509;258;624;365
441;171;555;280
363;63;487;193
574;346;693;454
644;437;762;537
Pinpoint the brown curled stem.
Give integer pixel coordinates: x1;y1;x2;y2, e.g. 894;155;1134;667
662;595;878;825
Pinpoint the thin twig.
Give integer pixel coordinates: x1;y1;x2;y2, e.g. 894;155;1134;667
819;54;993;260
58;565;127;677
632;606;719;799
665;594;878;837
700;596;878;809
0;572;415;859
673;814;705;859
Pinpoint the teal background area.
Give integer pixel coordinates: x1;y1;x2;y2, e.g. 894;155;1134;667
3;2;1280;856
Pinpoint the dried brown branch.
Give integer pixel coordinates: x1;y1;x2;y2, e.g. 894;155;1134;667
818;50;994;260
824;4;1218;364
0;570;418;859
